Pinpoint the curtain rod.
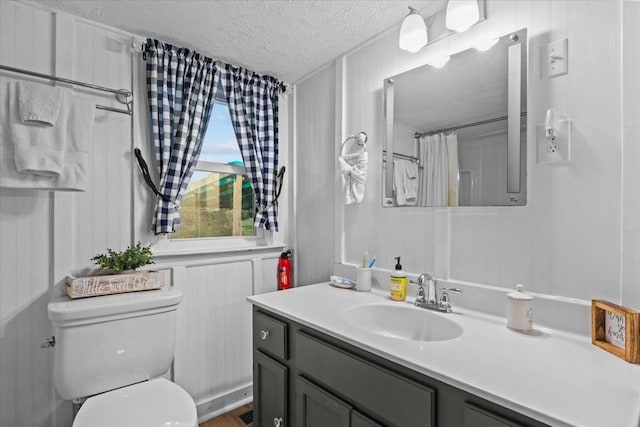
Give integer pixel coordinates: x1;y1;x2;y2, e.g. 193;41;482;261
0;64;133;115
415;112;528;138
140;41;290;94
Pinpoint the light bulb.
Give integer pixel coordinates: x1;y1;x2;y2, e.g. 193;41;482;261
399;7;428;53
446;0;480;33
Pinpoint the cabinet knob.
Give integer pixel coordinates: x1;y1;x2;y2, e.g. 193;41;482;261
260;330;270;340
273;416;283;427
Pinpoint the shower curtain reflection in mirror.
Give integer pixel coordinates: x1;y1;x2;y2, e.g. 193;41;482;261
417;132;459;207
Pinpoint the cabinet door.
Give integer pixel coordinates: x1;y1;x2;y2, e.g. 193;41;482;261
296;376;351;427
352;410;384;427
464;402;526;427
255;351;288;427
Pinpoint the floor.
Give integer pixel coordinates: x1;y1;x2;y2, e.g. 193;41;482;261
199;403;253;427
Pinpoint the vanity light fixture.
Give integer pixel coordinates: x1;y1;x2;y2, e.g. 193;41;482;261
474;38;499;51
446;0;480;33
399;6;428;53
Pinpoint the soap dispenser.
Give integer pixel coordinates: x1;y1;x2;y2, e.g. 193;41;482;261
389;257;407;301
506;284;533;332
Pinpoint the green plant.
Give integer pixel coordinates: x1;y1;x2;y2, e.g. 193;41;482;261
91;242;154;272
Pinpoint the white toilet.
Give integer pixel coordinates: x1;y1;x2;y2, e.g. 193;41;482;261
48;287;198;427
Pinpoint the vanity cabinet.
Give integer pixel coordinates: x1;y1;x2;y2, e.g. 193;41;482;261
252;307;547;427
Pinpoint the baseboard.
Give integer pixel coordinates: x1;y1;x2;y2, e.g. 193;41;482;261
196;383;253;423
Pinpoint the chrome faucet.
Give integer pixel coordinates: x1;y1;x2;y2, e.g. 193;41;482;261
410;273;462;313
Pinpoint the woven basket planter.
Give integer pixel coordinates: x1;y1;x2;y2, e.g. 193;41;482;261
66;271;165;299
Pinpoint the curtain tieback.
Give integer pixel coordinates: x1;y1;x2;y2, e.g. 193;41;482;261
134;148;172;203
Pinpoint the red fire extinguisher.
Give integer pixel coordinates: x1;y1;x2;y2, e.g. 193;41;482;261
278;250;293;290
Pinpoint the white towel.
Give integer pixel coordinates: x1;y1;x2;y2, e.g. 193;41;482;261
17;81;63;126
338;151;368;204
393;158;418;206
0;81;95;191
13;81;68;176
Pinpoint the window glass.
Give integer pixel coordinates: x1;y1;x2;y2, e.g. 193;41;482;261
171;102;255;239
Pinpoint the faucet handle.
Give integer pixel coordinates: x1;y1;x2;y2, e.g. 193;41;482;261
439;287;462;312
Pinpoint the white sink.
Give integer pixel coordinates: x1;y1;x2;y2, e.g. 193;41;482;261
342;303;463;342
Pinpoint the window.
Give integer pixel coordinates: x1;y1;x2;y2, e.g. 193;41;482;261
170;100;255;239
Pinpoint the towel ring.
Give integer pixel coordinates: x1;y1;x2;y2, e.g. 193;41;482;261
340;132;368;157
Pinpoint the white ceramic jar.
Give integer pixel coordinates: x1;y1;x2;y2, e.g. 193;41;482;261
506;284;533;332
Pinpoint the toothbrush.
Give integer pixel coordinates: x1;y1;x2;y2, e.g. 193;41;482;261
368;257;376;268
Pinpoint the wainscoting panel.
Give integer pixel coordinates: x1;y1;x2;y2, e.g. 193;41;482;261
175;261;255;420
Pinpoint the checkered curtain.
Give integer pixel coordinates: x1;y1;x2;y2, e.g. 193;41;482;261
145;39;219;234
218;64;280;231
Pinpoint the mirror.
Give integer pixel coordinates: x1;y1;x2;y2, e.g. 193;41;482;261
382;28;527;207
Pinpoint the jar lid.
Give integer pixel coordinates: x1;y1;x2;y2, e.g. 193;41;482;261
507;284;533;300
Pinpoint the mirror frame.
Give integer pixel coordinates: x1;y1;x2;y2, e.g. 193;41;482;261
382;28;528;207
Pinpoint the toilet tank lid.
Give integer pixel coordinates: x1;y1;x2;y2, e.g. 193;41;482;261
48;288;182;323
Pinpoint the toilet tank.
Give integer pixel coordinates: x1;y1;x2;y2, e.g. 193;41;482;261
48;288;182;400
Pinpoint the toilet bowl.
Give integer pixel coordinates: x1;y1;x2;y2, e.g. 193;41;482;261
73;378;197;427
48;288;197;426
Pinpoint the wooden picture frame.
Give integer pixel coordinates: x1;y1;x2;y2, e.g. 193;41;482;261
591;300;640;364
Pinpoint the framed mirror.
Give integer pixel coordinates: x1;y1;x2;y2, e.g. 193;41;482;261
382;28;527;207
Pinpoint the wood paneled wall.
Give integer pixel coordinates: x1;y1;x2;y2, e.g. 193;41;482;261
294;0;637;315
0;2;286;426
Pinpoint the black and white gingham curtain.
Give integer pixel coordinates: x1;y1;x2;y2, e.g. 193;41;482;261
145;39;219;234
218;64;280;231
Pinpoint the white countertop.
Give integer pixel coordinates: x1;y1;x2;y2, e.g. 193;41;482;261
248;284;640;427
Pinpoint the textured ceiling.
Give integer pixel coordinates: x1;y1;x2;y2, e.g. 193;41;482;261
24;0;445;83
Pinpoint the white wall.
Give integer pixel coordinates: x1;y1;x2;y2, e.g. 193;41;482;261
293;63;336;286
0;2;288;426
295;0;638;332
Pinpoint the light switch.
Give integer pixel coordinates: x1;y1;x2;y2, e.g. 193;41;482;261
544;38;568;78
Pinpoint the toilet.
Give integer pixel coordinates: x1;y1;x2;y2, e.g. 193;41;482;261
48;287;198;427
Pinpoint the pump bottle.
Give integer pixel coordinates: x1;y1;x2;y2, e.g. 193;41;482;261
389;257;407;301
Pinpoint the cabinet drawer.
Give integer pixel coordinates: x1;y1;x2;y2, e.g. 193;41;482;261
254;311;288;360
296;331;435;426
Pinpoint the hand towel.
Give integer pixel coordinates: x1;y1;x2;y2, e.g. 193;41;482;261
393;158;418;206
17;81;63;126
404;160;419;204
338;151;368;204
12;81;68;176
1;81;95;191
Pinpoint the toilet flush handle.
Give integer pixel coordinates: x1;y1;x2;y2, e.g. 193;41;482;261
273;417;283;427
41;336;55;348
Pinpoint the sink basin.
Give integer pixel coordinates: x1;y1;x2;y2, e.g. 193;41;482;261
342;303;463;342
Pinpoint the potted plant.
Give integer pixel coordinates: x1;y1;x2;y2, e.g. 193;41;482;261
66;242;164;299
91;242;154;273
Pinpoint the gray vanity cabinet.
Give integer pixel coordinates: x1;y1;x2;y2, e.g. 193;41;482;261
296;376;351;426
252;307;547;427
253;311;289;427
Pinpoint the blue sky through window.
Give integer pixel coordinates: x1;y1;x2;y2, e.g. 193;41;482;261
200;102;243;164
191;102;243;182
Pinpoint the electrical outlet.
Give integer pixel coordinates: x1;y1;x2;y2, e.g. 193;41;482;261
537;121;571;164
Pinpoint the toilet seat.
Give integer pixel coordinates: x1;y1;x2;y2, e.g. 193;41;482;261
72;378;197;427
